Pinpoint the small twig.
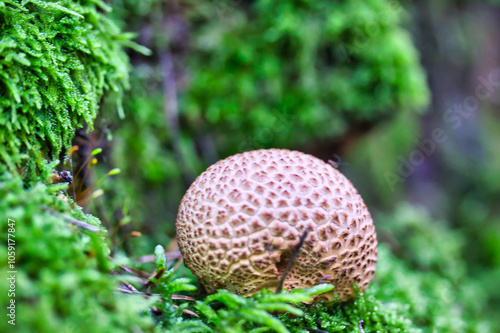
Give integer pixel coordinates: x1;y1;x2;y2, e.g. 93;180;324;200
137;254;156;263
328;160;339;168
171;295;195;301
61;215;100;232
172;304;199;317
118;286;134;294
45;208;100;232
118;265;152;278
144;267;166;288
276;230;309;293
118;287;194;301
77;157;95;196
359;320;365;333
121;281;139;293
118;286;157;297
118;286;198;317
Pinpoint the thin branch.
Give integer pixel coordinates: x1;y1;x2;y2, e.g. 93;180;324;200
359;320;365;333
45;207;100;232
172;304;199;317
121;281;139;293
144;267;166;288
118;264;152;278
171;295;195;301
276;230;309;293
62;215;100;232
118;285;198;317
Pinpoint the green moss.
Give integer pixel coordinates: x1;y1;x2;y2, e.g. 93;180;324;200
3;1;495;332
183;0;429;151
102;0;430;240
0;0;137;180
0;170;155;332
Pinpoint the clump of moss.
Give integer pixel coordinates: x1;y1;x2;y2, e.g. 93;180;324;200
0;0;142;180
183;0;429;151
0;169;155;333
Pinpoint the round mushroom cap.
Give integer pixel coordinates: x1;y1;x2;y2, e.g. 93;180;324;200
176;149;377;301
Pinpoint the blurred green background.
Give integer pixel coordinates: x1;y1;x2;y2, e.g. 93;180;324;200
1;0;500;331
98;0;500;329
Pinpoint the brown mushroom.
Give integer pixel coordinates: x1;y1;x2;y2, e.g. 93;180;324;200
176;149;377;301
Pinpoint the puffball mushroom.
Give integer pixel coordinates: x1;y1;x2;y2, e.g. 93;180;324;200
176;149;377;301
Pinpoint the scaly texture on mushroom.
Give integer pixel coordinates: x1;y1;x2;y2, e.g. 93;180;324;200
176;149;377;301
